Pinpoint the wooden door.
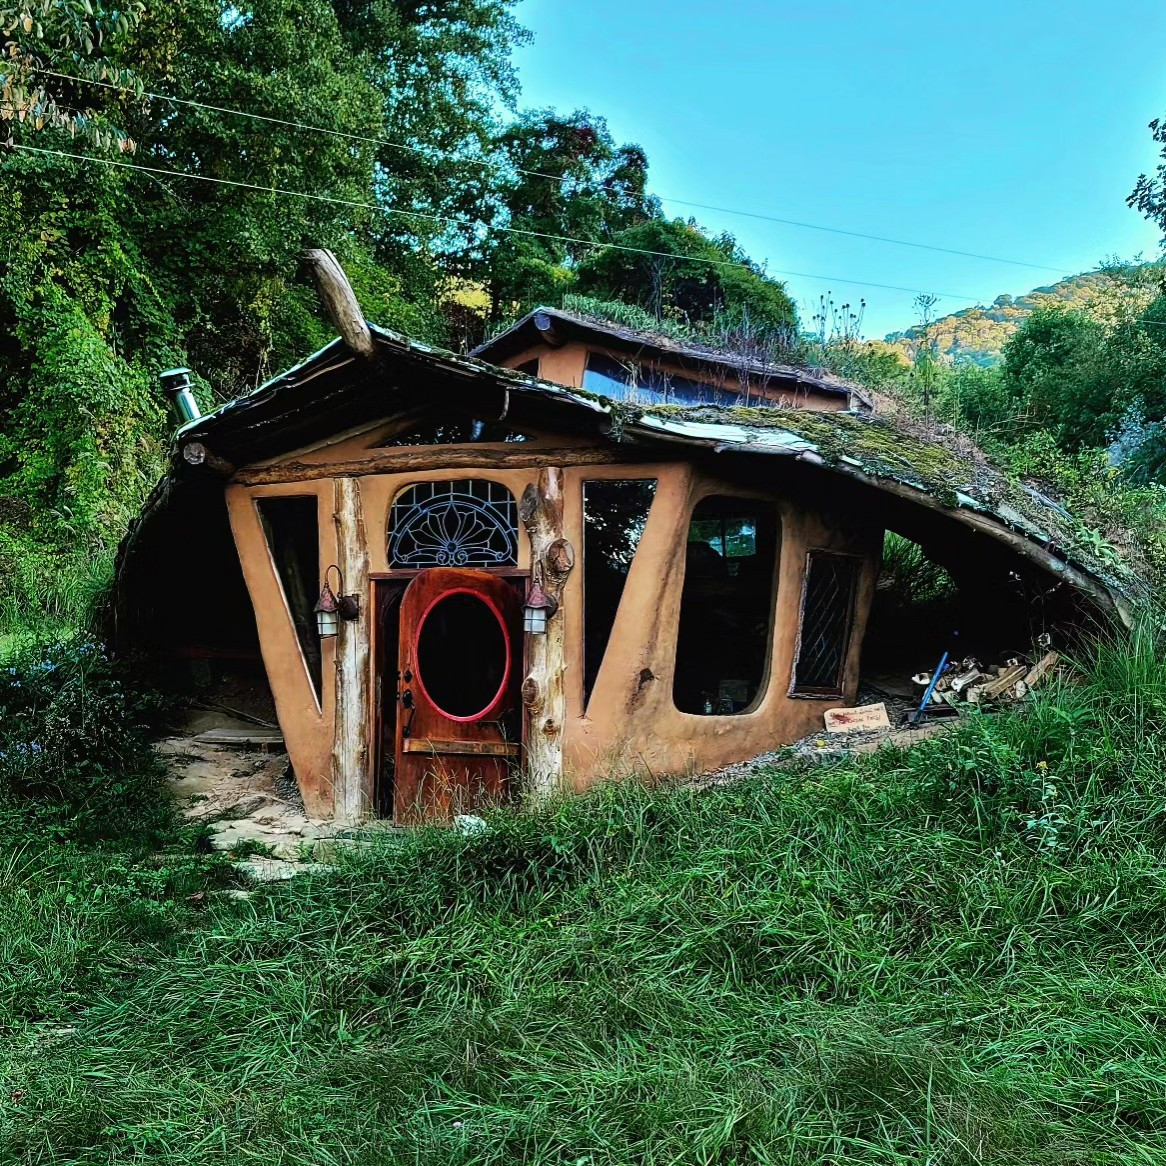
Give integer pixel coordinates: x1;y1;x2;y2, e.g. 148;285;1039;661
394;568;522;823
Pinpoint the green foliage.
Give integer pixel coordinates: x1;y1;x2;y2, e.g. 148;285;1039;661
0;0;145;148
0;0;528;634
999;433;1166;581
880;530;957;607
0;625;1166;1160
477;109;659;319
1001;307;1115;448
884;269;1154;368
0;636;172;838
575;217;797;331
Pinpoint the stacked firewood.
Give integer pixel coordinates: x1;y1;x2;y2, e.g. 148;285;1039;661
913;649;1060;710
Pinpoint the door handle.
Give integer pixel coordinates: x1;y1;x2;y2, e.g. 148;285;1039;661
399;687;416;738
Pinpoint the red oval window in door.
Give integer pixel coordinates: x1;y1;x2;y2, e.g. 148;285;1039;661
414;589;511;721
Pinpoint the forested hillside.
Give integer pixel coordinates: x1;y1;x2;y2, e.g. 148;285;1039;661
0;0;795;635
883;269;1156;366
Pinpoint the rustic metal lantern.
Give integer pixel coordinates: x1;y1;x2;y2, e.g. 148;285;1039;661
523;582;558;635
315;566;359;638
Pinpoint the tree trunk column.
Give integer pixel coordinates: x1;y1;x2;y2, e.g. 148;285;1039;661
520;468;575;801
332;476;371;823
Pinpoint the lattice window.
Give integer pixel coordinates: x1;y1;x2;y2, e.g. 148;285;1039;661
388;479;518;569
792;552;860;694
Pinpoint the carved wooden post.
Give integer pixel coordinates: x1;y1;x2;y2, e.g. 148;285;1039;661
332;476;371;823
520;468;575;801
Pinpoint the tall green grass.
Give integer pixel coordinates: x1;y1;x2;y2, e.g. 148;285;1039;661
3;626;1166;1163
0;539;114;658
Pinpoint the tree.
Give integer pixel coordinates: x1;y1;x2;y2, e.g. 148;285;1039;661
474;109;659;323
0;0;528;595
1000;308;1110;449
573;218;796;333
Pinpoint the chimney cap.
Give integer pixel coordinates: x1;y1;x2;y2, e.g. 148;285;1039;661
159;367;193;396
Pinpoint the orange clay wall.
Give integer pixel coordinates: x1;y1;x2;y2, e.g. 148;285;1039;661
225;432;878;818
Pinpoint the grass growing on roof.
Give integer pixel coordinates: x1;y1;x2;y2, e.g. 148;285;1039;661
4;625;1166;1161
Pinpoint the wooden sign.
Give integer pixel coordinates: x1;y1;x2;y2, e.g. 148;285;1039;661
824;702;891;733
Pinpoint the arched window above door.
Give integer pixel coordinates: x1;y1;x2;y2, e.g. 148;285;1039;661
388;479;518;569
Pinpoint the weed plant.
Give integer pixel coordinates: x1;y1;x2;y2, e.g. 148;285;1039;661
1;626;1165;1162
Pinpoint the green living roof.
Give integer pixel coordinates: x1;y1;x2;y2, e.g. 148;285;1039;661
166;325;1141;621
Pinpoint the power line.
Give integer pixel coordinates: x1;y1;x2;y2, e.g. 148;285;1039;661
29;65;1071;276
7;141;988;302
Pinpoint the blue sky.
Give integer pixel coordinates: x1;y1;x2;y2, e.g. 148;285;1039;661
512;1;1166;337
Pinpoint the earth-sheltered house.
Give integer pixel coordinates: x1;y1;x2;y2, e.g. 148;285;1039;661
112;275;1137;825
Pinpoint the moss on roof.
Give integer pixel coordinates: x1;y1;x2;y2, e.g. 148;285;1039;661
640;403;1141;599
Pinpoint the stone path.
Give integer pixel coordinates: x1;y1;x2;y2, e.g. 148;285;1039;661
159;733;388;883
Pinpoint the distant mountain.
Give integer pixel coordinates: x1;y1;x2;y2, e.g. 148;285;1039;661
883;270;1153;367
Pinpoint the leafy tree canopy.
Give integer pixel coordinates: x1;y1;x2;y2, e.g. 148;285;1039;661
573;218;796;334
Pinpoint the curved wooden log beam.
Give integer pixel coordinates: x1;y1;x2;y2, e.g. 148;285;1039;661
182;441;235;477
304;248;376;361
233;445;654;485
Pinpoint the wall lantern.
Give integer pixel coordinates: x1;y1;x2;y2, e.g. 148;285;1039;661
315;565;360;638
523;582;558;635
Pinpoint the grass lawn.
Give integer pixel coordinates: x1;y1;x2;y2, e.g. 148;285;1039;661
2;631;1166;1164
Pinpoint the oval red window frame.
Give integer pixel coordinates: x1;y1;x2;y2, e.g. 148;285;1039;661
412;587;513;723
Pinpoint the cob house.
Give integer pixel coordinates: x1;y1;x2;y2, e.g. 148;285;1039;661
112;253;1136;825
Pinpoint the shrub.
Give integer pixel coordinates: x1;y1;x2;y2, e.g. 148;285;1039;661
0;637;171;839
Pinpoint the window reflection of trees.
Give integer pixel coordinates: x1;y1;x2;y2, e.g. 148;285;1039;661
582;479;657;706
673;496;779;716
582;352;741;407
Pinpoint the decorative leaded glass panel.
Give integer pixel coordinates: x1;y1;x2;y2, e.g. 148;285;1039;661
792;552;860;694
388;480;518;569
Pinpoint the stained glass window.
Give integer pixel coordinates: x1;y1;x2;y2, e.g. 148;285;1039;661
388;480;518;569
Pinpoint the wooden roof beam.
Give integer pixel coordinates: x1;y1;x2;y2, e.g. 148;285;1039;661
304;248;376;361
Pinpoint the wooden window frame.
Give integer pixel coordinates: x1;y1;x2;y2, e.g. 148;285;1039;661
789;549;862;699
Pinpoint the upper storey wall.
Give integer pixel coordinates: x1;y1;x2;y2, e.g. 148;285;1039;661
498;340;849;412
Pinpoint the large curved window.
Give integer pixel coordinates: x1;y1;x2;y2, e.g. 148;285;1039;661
388;480;517;569
673;496;779;715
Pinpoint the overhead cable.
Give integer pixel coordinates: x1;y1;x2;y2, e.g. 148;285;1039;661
7;141;987;301
29;65;1070;276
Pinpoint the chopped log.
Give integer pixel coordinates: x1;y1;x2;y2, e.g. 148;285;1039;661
949;668;985;695
1023;651;1060;690
968;663;1028;704
533;309;563;347
182;442;235;477
331;477;371;823
303;248;376;361
519;467;575;800
233;445;655;485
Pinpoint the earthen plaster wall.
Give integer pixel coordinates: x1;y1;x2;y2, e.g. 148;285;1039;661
225;423;878;818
